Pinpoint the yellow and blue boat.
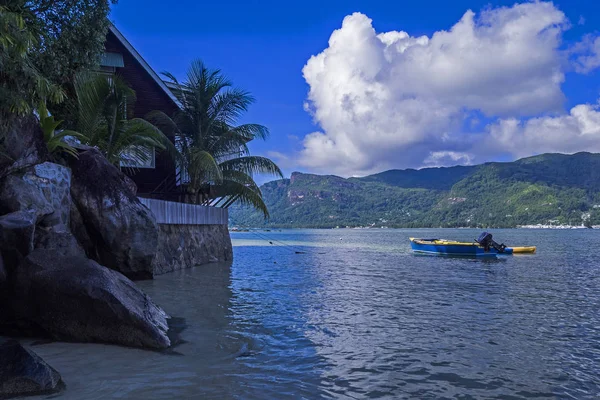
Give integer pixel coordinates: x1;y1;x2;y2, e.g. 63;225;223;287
409;232;536;257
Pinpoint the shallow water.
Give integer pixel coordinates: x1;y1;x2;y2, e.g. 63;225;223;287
23;229;600;399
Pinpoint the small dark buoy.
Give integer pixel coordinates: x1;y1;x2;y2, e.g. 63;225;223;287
269;241;273;244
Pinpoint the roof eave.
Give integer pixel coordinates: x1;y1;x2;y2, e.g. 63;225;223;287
108;22;182;109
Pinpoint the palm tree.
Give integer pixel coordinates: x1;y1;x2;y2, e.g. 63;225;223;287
148;59;282;217
66;72;175;167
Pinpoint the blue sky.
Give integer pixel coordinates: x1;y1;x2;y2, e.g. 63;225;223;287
111;0;600;181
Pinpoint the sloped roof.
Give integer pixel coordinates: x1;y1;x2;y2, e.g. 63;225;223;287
108;23;181;108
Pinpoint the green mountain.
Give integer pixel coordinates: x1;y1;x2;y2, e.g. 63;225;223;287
230;152;600;228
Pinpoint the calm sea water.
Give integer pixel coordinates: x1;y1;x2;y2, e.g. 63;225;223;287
24;229;600;399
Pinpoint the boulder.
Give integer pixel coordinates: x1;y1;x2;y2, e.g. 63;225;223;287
0;340;63;399
33;224;84;258
68;148;158;280
0;252;5;285
0;251;7;322
0;162;71;226
0;251;11;333
13;249;170;349
69;201;95;257
0;211;36;274
0;115;48;180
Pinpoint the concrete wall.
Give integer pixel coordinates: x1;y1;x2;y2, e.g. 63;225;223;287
151;224;233;275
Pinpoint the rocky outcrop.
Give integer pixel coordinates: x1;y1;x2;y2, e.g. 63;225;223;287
69;201;95;256
0;115;48;180
13;249;170;349
0;253;5;285
33;224;84;258
152;224;233;275
0;211;36;273
0;340;64;399
0;162;71;226
0;115;174;366
69;148;158;280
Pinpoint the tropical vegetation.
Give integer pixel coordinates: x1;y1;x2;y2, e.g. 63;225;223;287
1;2;280;216
0;1;64;117
25;0;118;125
37;101;83;158
148;60;283;217
65;73;175;166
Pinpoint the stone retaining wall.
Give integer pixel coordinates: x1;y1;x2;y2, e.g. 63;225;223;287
152;224;233;275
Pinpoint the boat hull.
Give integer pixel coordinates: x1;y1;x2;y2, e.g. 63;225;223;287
409;238;536;257
410;239;502;257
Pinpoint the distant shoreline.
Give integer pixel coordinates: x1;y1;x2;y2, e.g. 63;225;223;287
230;225;597;231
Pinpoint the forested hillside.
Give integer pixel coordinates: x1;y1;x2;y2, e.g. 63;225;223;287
230;153;600;228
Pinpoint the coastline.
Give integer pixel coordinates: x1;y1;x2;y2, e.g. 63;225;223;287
230;225;597;231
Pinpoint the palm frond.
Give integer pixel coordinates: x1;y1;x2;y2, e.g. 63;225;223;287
208;129;251;158
216;179;269;218
187;149;222;187
73;72;111;141
221;169;261;191
145;110;180;137
51;140;80;158
230;123;270;141
219;156;283;178
208;88;255;127
37;101;84;158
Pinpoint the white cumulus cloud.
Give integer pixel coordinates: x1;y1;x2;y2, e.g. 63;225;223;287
297;2;600;176
488;103;600;158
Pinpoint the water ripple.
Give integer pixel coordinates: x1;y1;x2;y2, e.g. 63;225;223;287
19;228;600;399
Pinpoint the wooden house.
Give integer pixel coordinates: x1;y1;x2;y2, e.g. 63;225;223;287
100;23;181;198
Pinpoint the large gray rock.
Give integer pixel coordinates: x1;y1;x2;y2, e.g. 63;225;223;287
0;340;63;399
13;249;170;349
69;200;95;257
0;211;36;274
0;252;5;285
33;224;84;258
0;115;48;180
69;148;158;280
0;251;10;332
0;162;71;226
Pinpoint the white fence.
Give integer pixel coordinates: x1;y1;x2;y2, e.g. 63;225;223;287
138;197;228;225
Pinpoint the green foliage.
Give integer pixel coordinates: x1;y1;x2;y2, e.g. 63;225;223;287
37;101;84;158
2;0;115;117
231;152;600;228
27;0;116;86
69;73;175;166
0;1;64;116
148;59;282;217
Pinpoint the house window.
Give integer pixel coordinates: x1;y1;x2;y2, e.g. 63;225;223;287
119;146;156;169
98;52;124;82
100;52;124;68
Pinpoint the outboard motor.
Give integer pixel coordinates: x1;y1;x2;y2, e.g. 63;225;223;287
477;232;507;253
